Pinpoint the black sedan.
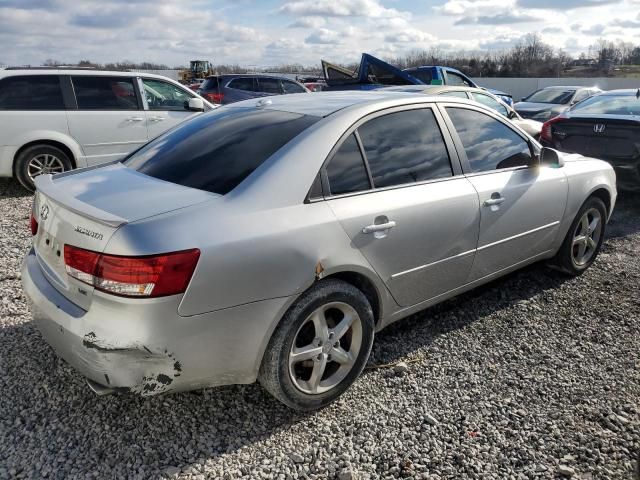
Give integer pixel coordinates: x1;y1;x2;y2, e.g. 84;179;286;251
540;89;640;191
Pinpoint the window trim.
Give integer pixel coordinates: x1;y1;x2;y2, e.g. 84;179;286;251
437;102;538;177
312;103;464;202
71;75;143;111
0;74;67;111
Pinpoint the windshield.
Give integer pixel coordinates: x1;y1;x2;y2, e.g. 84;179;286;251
524;89;575;104
571;94;640;116
124;108;320;195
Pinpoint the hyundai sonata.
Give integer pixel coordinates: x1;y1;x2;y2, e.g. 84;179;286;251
22;91;616;410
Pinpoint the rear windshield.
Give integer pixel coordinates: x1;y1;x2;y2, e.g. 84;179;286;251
524;89;575;104
571;94;640;116
200;77;219;91
124;108;319;195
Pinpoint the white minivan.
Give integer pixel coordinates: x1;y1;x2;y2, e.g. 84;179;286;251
0;68;215;190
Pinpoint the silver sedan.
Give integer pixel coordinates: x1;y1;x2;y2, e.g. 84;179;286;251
22;91;616;411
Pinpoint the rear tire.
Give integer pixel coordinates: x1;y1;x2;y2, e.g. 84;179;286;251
15;145;72;192
551;196;607;275
259;279;374;411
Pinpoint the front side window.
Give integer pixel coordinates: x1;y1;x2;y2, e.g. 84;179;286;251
446;107;532;172
73;76;138;110
0;75;64;110
357;109;452;188
258;78;282;94
125;108;319;195
142;78;193;111
227;77;256;91
282;80;305;94
471;92;509;117
326;134;371;195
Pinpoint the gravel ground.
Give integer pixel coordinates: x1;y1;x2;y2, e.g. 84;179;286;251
1;178;639;480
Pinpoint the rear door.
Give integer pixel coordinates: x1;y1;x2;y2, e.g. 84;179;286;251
325;106;480;307
139;77;202;140
66;75;148;166
442;104;567;281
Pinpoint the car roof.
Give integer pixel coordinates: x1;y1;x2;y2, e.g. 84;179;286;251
382;85;482;94
541;85;594;90
0;68;180;82
227;90;475;117
208;73;299;80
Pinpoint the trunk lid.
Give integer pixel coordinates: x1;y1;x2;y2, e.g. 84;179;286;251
552;115;640;162
33;163;216;310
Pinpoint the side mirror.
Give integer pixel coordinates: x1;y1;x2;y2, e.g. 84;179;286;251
507;110;517;119
539;147;565;168
186;97;204;112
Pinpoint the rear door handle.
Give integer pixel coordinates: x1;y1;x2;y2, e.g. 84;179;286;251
483;196;505;207
126;117;145;122
148;116;165;122
362;221;396;234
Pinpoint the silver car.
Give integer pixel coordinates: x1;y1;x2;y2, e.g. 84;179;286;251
22;91;617;411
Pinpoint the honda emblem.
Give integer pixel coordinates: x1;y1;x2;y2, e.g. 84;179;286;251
593;124;606;133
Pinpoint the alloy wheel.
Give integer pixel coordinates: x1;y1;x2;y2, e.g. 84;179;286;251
572;207;602;266
27;153;65;179
288;302;363;395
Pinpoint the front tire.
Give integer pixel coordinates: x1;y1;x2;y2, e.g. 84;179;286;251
15;145;72;192
259;279;374;411
552;196;607;275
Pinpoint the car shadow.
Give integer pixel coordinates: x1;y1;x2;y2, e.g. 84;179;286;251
606;191;640;239
0;178;31;198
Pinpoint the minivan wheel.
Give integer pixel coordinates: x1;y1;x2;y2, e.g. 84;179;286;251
551;196;607;275
15;145;72;192
259;279;374;411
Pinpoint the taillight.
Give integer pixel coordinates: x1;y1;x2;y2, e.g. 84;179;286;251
30;213;38;236
540;116;565;143
64;245;200;298
204;92;223;104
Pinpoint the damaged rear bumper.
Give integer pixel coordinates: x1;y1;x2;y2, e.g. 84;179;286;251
21;248;293;396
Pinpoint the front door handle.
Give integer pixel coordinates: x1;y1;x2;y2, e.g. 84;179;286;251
483;194;505;207
148;116;166;122
126;117;145;122
362;221;396;234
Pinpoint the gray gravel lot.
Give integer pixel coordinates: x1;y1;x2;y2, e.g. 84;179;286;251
0;178;639;480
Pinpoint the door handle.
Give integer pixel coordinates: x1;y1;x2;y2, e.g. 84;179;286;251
126;117;145;122
362;221;396;234
148;116;165;122
483;195;505;207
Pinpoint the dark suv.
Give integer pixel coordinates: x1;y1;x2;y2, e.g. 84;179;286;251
198;74;309;105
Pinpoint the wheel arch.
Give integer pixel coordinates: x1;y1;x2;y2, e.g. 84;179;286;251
588;187;612;218
13;136;83;175
320;270;383;328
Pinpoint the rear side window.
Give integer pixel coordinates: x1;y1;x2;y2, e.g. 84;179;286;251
326;134;371;195
125;109;319;195
447;107;532;172
439;91;469;99
0;75;64;110
73;76;138;110
357;109;452;188
227;77;255;91
258;78;282;94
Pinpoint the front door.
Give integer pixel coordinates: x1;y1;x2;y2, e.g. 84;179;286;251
443;105;567;281
139;78;202;140
66;75;149;166
323;107;480;307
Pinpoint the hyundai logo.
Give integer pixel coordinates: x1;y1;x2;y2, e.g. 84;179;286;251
593;124;606;133
40;204;49;220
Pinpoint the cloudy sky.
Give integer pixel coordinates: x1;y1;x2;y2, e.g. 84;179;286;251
1;0;639;67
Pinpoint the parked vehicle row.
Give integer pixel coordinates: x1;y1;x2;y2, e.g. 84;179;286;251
0;68;215;190
23;91;616;410
540;88;640;191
